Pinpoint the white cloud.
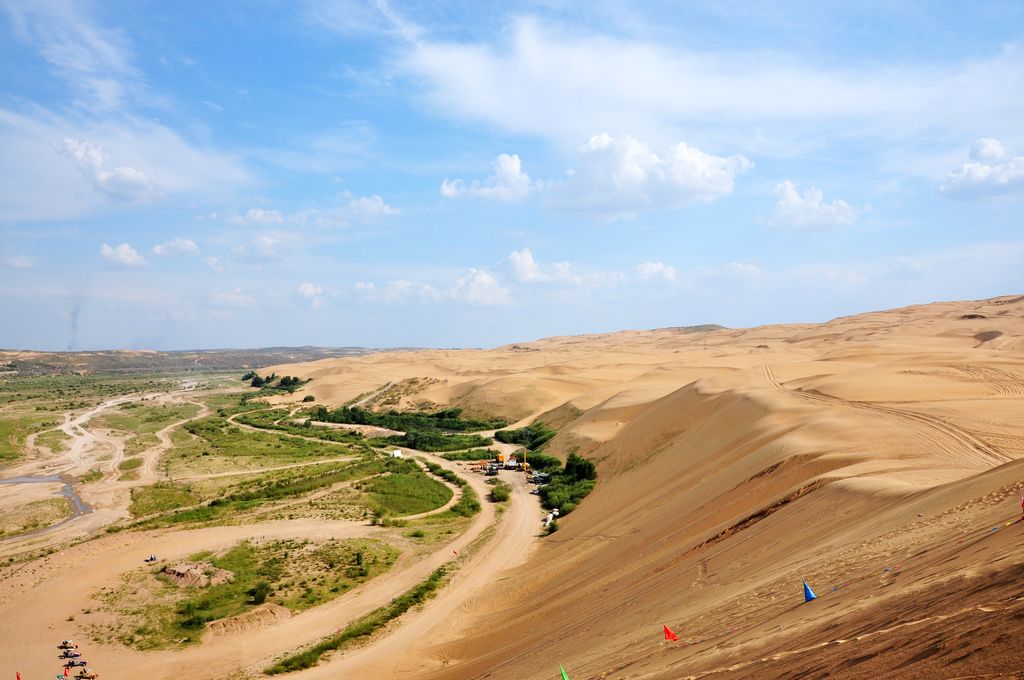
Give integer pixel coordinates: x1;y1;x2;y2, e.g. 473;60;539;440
449;268;510;305
296;282;325;307
152;238;199;256
1;255;34;269
355;280;443;304
635;261;677;283
770;180;858;229
62;137;154;201
2;0;136;111
507;248;581;284
100;242;148;267
205;256;225;273
398;16;1024;154
442;153;535;202
940;139;1024;201
228;208;285;225
549;134;750;219
346;194;401;221
210;287;255;307
224;195;399;229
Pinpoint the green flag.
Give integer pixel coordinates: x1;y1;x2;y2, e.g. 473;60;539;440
560;664;570;680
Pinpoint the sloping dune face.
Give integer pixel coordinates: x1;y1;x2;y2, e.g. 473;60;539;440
267;295;1024;678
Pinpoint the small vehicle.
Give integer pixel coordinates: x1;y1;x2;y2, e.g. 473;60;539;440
485;467;498;476
76;669;99;680
58;641;77;649
65;660;87;668
60;651;81;659
144;554;157;563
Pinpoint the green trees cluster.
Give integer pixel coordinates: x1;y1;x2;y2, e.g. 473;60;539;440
495;422;556;450
538;451;597;516
311;405;504;433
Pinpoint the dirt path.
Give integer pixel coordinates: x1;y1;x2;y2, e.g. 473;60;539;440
0;452;529;680
295;460;542;679
138;399;210;483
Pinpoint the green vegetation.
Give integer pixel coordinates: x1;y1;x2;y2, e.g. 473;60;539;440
265;564;449;674
362;469;453;516
538;451;597;516
245;372;309;392
311;405;505;433
440;448;500;461
489;481;511;502
129;483;198;517
79;468;103;483
95;538;398;649
133;458;402;528
495;421;557;450
520;451;562;473
119;457;143;471
0;497;70;537
165;409;362;476
302;395;315;402
422;461;480;517
233;408;362;444
375;430;492;452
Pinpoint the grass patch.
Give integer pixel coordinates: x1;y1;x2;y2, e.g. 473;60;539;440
0;497;70;537
422;461;480;517
119;457;143;471
91;538;398;650
362;469;453;516
310;405;505;433
488;481;511;502
130;483;198;517
234;409;363;444
265;564;450;674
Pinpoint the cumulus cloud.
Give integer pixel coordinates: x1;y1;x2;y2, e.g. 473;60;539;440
635;261;677;282
507;248;581;284
205;256;225;273
1;255;34;269
100;242;148;267
940;138;1024;200
62;137;154;201
550;134;751;219
356;268;510;306
449;268;511;305
296;282;325;307
442;153;535;201
346;194;401;220
770;180;858;229
152;238;199;256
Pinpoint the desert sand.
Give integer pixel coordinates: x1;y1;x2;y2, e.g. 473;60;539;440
3;294;1024;678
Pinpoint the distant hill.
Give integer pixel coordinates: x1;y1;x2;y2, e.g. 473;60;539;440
0;346;401;375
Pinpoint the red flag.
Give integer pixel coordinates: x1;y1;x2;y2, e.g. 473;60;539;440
64;667;69;677
663;624;680;642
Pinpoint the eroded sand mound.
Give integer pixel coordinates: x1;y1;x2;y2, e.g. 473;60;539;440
205;603;292;638
161;562;234;588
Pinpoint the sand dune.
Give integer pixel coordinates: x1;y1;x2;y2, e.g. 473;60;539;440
259;294;1024;678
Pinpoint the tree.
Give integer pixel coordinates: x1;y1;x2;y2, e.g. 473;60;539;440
250;580;272;605
564;452;597;481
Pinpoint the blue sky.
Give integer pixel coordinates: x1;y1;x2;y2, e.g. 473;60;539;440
1;1;1022;351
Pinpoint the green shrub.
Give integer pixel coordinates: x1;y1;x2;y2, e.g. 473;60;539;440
489;482;511;503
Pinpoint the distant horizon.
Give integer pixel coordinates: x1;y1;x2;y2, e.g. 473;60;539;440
3;291;1019;354
2;3;1022;351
